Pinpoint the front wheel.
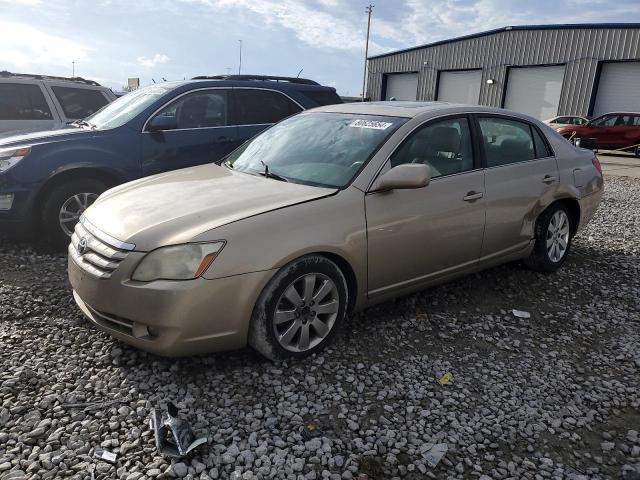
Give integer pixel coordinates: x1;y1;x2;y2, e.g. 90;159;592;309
524;203;573;273
248;255;348;360
40;178;107;249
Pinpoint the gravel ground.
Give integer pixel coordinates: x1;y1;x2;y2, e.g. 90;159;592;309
1;176;640;480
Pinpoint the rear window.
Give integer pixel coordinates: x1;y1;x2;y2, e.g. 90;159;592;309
303;89;343;106
0;83;53;121
51;86;109;119
234;89;302;125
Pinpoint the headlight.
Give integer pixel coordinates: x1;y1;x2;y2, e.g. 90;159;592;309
131;242;225;282
0;146;31;173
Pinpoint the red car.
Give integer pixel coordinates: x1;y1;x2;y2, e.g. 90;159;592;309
557;112;640;153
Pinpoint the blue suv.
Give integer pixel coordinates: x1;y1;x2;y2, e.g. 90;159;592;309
0;75;342;247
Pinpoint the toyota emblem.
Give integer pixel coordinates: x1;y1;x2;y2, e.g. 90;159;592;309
78;237;89;255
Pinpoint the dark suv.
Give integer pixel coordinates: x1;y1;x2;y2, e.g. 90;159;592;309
0;75;342;247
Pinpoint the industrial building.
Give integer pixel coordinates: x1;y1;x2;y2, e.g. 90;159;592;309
366;23;640;119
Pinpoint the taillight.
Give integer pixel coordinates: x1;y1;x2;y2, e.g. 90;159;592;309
592;155;602;174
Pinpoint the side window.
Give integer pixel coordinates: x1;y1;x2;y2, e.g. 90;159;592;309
532;127;552;158
51;87;109;119
574;117;587;125
555;117;568;124
390;117;474;179
155;90;229;129
234;89;302;125
0;83;52;121
591;115;616;127
632;116;640;126
478;117;534;167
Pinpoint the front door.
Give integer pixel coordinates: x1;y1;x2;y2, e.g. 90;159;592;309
477;115;559;259
141;88;239;176
365;116;486;296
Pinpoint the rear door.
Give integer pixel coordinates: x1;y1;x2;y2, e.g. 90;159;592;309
141;88;239;176
365;115;486;296
232;88;303;144
478;115;559;259
0;80;58;134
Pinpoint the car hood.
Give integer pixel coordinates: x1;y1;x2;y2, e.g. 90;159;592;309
84;163;337;251
0;126;92;147
557;124;589;134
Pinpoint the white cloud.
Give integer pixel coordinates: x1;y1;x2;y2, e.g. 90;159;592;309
137;53;169;68
193;0;387;52
0;20;88;71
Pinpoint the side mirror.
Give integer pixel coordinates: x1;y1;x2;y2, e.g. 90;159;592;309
372;163;431;192
575;137;596;150
147;115;178;132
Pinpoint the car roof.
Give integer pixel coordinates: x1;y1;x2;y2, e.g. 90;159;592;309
600;112;640;116
139;79;337;93
312;101;535;119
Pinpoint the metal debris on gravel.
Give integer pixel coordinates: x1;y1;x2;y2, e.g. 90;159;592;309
0;176;639;479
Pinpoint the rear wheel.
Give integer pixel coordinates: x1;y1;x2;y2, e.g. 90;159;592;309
248;255;348;360
525;203;573;273
40;178;107;249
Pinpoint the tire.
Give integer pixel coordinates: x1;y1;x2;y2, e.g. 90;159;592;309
40;178;107;249
248;255;348;361
524;203;573;273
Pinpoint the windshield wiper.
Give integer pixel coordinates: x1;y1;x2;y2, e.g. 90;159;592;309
259;160;289;182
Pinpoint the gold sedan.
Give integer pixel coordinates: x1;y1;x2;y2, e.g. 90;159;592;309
68;102;603;359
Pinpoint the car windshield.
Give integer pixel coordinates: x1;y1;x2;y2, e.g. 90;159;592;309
84;85;173;129
226;112;407;188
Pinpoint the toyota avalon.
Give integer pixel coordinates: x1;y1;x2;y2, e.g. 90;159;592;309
68;102;603;359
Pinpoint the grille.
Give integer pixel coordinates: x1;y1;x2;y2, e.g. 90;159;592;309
69;219;134;279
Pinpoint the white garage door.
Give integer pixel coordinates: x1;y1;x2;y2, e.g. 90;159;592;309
437;70;482;104
504;66;565;120
592;62;640;117
384;73;418;101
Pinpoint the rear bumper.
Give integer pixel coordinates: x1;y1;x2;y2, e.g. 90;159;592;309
68;252;275;357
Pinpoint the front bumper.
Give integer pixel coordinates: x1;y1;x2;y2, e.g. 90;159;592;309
68;252;275;357
0;188;37;238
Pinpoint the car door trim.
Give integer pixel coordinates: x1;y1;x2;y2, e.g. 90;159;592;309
141;86;303;132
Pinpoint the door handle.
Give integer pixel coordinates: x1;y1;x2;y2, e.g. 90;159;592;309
215;136;233;143
463;191;483;202
542;174;558;184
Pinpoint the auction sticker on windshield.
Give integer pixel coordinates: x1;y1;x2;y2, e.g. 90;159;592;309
349;119;393;130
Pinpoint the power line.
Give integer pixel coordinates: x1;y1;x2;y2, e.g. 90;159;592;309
361;4;374;101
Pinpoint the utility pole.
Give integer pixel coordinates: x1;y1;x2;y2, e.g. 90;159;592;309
238;40;243;75
361;4;373;101
72;61;75;77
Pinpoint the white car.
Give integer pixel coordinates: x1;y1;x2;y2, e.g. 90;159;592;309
543;115;589;130
0;72;116;136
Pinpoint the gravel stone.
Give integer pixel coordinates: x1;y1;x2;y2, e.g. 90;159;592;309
0;176;639;479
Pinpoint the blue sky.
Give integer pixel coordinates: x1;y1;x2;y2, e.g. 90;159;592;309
1;0;639;95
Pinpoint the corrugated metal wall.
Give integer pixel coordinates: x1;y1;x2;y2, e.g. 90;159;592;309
367;27;640;115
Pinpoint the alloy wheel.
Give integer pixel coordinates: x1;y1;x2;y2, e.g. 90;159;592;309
273;273;340;353
546;210;570;263
58;193;98;236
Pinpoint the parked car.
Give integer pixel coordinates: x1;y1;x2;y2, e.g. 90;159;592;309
0;75;342;247
556;112;640;153
0;71;115;136
543;115;589;129
68;102;603;359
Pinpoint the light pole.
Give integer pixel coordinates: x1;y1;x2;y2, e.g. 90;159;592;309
72;61;75;77
361;4;374;101
238;40;243;75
